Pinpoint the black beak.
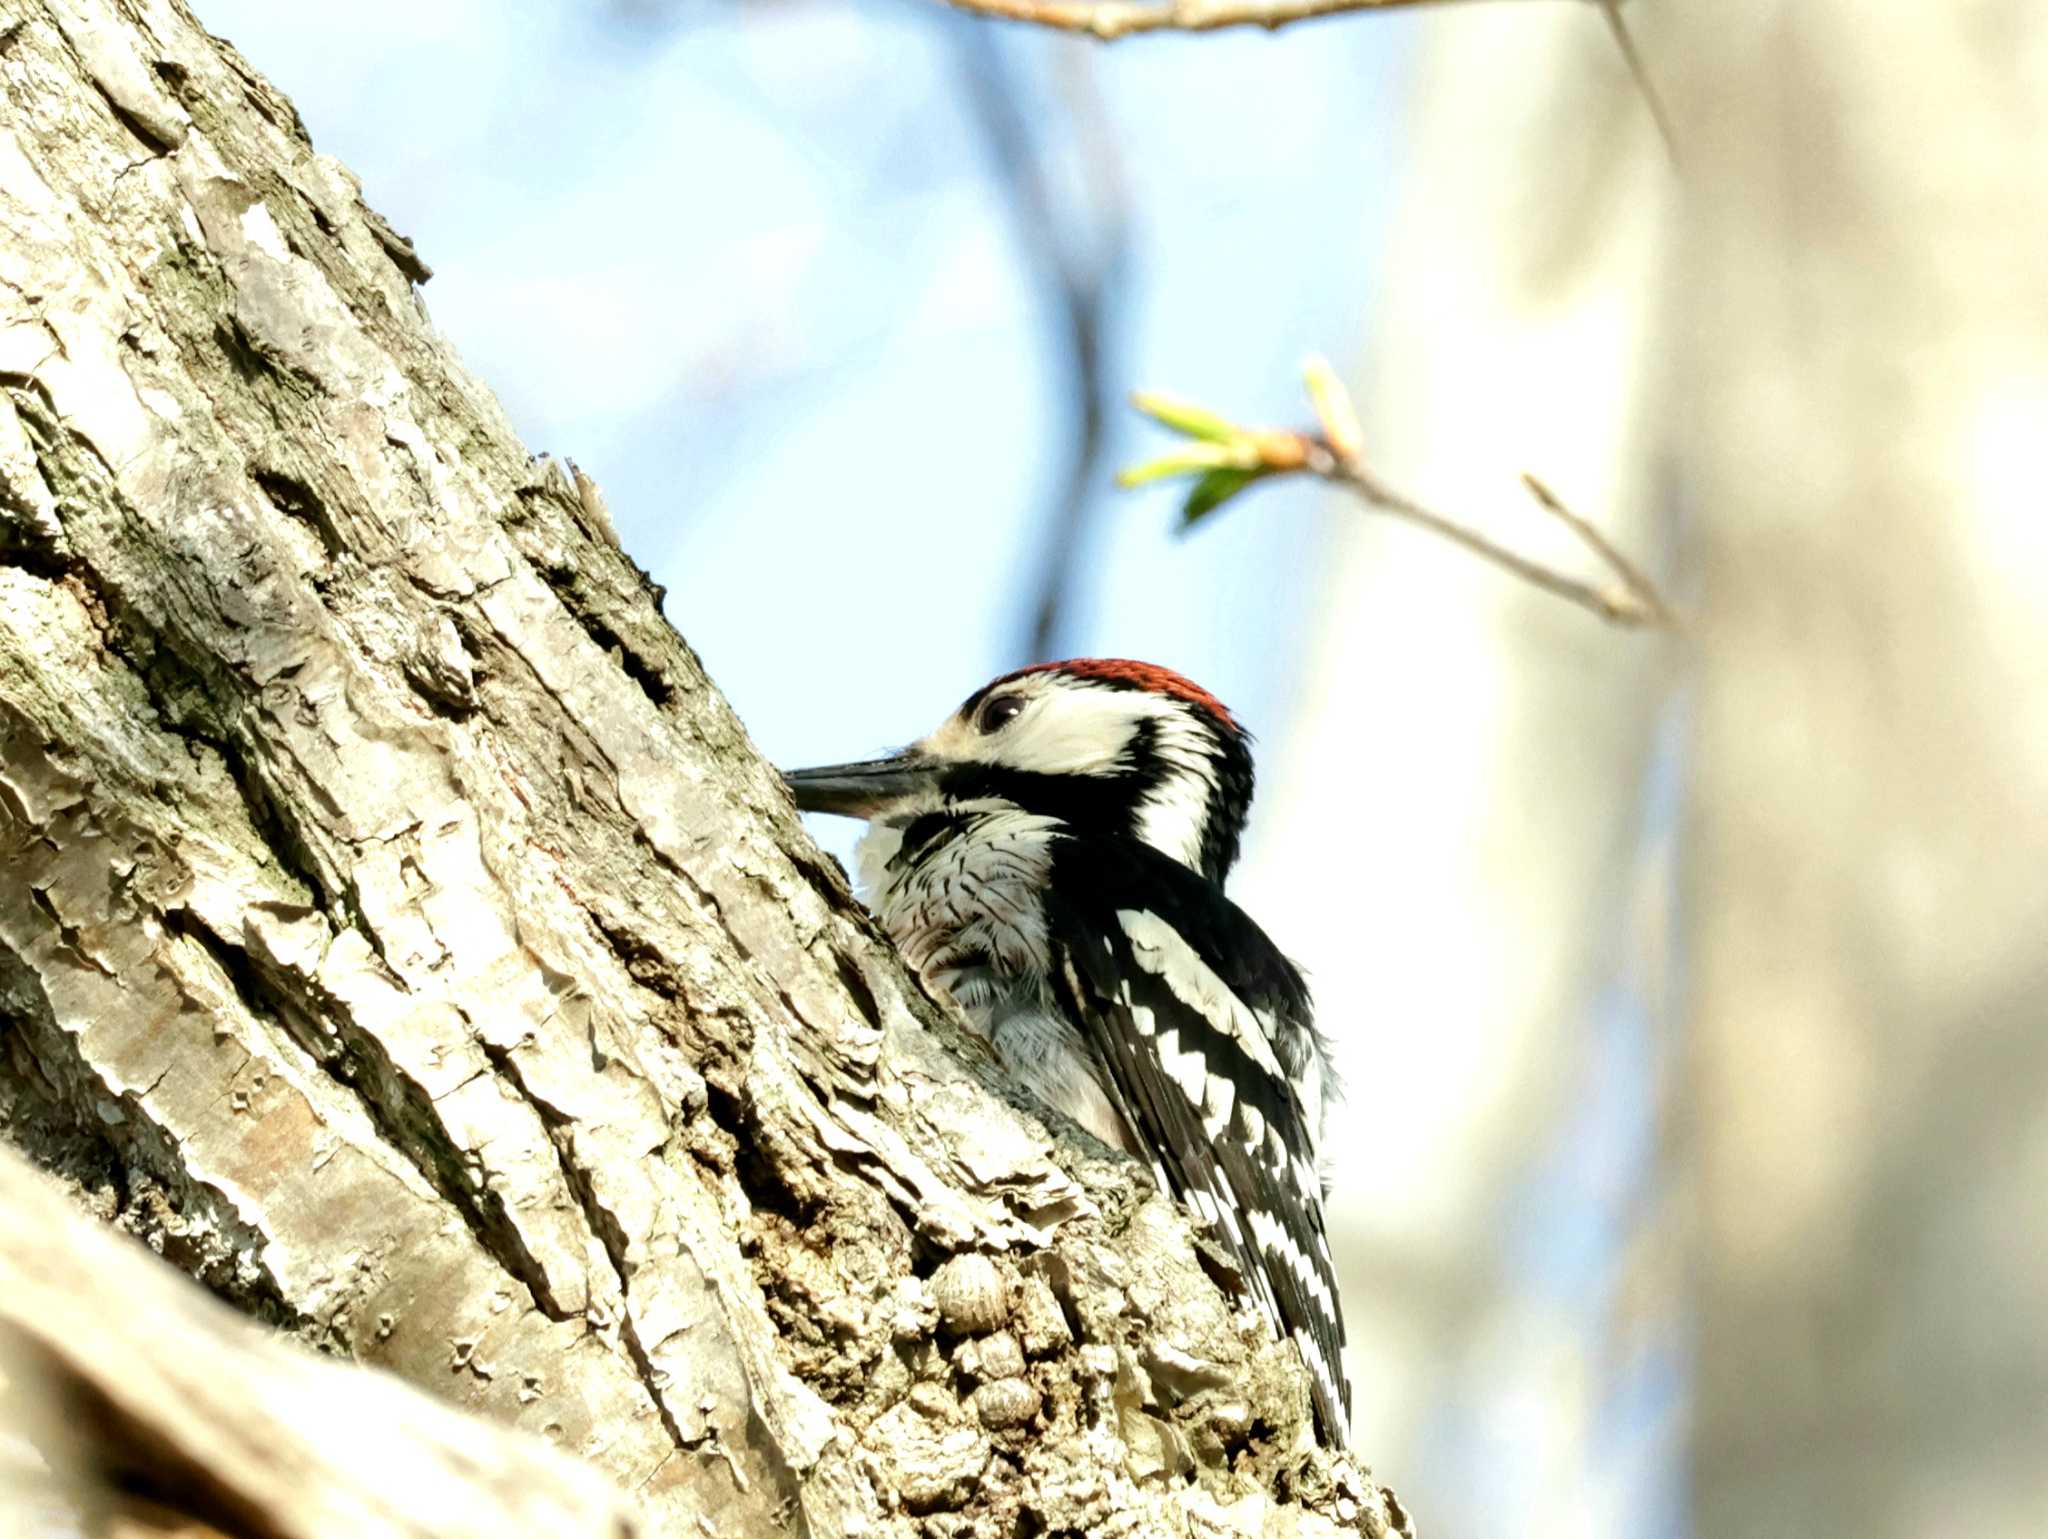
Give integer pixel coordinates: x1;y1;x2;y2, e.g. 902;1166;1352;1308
783;751;943;819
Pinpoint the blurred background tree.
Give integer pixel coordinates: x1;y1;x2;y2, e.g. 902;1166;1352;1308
175;3;2048;1536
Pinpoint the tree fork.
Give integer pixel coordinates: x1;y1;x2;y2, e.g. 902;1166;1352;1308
0;2;1405;1534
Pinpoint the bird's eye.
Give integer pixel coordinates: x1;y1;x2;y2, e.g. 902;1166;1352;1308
978;694;1025;734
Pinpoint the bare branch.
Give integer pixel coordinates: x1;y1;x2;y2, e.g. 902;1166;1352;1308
1519;470;1675;626
936;0;1510;41
937;0;1683;180
1314;448;1673;628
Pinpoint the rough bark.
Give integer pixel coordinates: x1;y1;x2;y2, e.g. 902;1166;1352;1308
0;1141;643;1539
0;2;1406;1535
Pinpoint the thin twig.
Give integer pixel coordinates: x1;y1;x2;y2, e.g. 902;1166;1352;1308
1597;0;1681;169
1519;470;1673;625
937;0;1684;181
937;0;1492;42
1309;445;1674;628
1126;374;1672;629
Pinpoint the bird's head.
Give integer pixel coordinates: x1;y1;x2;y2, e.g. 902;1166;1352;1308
785;658;1255;883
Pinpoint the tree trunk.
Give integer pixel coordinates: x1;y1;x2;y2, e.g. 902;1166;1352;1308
1673;5;2048;1536
0;1139;644;1538
0;2;1405;1534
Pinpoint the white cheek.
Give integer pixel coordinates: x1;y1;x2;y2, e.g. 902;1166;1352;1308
1002;713;1126;775
982;689;1149;776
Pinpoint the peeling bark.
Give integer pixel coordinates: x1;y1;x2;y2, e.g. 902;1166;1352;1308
0;2;1406;1535
0;1142;644;1539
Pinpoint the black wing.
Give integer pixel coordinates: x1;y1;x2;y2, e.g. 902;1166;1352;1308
1042;836;1349;1446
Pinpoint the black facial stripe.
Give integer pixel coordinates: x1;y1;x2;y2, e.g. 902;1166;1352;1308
1119;716;1161;774
1199;739;1255;884
937;763;1145;839
1115;717;1172;845
892;810;969;872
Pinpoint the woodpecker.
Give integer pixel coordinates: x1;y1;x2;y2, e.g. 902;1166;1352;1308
785;658;1348;1446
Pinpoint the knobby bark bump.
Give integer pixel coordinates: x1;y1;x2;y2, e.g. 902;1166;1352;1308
0;2;1405;1534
